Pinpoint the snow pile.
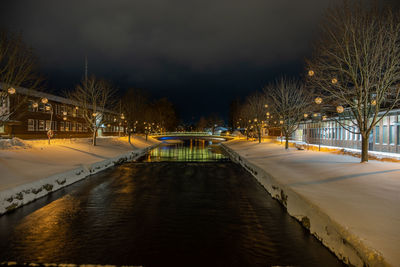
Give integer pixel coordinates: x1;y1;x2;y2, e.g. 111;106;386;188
0;138;31;150
231;130;244;137
223;139;400;267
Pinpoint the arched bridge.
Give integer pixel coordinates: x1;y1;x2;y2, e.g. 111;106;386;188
150;132;234;141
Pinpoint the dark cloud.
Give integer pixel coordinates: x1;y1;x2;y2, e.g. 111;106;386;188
1;0;338;121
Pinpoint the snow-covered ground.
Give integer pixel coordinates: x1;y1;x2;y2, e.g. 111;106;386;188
223;139;400;267
0;136;160;214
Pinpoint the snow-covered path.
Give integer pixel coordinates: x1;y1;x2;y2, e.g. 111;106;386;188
0;136;159;192
224;139;400;267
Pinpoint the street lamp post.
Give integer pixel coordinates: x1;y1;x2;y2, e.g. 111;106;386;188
41;98;54;145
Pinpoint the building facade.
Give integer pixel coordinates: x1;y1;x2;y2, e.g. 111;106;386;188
0;85;125;139
292;109;400;154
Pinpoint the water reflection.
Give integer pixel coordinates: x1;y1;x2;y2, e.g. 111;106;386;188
144;139;228;162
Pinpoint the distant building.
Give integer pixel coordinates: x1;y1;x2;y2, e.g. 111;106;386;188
0;85;122;139
293;109;400;154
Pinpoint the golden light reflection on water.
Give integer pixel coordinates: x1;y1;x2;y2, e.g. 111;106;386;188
145;140;227;162
11;195;81;262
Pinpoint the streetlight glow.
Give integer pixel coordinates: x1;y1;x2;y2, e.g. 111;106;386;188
315;97;323;105
304;113;308;118
336;105;344;113
308;70;315;77
331;78;338;84
8;87;16;94
41;98;48;104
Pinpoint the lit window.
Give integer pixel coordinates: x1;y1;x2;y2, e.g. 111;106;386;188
28;119;35;131
382;125;388;144
38;120;45;131
389;125;395;145
375;126;380;144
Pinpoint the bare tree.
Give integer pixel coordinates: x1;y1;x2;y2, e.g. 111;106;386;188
68;76;115;146
0;30;43;126
122;88;148;143
196;116;208;131
206;113;224;135
307;1;400;162
245;92;267;143
238;102;254;140
151;98;178;132
265;77;312;149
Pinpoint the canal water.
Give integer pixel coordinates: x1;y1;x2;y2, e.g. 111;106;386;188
0;140;344;267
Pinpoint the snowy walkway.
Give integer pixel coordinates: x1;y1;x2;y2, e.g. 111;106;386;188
224;139;400;267
0;136;159;192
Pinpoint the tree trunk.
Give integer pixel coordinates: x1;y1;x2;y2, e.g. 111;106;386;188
92;129;97;146
258;128;261;143
146;133;148;141
361;135;369;163
128;132;131;144
285;135;289;149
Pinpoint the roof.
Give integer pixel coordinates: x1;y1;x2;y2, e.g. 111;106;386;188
1;83;118;115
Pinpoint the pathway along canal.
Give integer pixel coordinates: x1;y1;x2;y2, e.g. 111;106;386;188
0;140;344;267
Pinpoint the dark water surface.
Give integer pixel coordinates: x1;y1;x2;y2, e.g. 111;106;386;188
0;141;344;266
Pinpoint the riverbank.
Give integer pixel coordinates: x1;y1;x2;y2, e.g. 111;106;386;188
222;139;400;267
0;136;160;215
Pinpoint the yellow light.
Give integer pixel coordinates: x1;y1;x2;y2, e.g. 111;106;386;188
63;116;67;121
92;112;97;117
63;111;67;116
107;124;111;127
41;98;48;104
266;112;270;116
264;104;268;108
308;70;314;77
8;87;16;94
32;102;39;108
45;105;51;111
114;118;116;122
331;78;338;84
313;113;318;117
322;115;327;120
304;113;308;118
279;120;284;125
254;118;258;122
75;106;79;110
336;105;344;113
371;100;377;106
315;97;323;105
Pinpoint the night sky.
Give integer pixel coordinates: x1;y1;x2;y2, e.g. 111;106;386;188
1;0;397;122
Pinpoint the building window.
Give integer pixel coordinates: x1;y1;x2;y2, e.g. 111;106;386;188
397;125;400;146
28;119;35;131
65;122;70;131
45;120;51;131
60;122;64;131
389;125;395;145
38;120;45;131
375;126;380;144
72;122;76;131
382;125;388;144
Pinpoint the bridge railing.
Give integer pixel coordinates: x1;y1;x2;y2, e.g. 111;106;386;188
150;132;213;136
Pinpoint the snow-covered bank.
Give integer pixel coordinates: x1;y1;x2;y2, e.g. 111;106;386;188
222;140;400;267
0;136;160;215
